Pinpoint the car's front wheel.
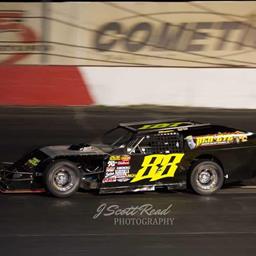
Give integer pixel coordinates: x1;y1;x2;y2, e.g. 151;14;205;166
190;160;224;195
44;161;80;198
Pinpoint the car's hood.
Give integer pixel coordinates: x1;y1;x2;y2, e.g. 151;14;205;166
40;143;112;158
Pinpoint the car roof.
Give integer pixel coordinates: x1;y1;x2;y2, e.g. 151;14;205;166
119;119;211;133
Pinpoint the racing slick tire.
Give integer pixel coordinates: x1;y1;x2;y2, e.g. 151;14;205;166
190;160;224;195
44;161;81;198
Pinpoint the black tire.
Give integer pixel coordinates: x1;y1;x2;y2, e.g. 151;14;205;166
44;161;80;198
190;160;224;195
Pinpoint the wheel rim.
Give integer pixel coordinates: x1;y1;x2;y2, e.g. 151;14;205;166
196;165;218;191
53;168;75;192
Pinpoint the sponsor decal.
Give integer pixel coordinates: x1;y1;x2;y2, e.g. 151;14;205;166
104;166;115;178
116;161;130;166
106;166;115;172
115;166;130;182
127;173;136;178
115;166;130;174
107;160;116;167
109;155;130;166
105;172;115;178
26;157;40;167
102;177;117;183
79;146;94;152
103;155;131;183
138;122;193;130
116;178;130;182
131;153;184;183
0;10;50;64
109;155;131;161
185;131;251;149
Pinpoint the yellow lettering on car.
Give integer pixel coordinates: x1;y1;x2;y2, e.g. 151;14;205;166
109;155;121;161
138;122;192;130
131;153;184;183
138;123;171;130
27;157;40;167
194;132;249;147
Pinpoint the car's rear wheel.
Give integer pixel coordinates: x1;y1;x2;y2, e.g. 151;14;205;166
190;160;224;195
44;161;80;198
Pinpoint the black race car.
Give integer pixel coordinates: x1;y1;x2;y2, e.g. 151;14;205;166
0;120;255;197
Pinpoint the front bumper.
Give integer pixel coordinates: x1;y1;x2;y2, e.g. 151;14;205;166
0;162;45;193
0;162;13;190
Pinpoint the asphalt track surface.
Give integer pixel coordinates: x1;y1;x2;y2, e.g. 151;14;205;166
0;106;256;256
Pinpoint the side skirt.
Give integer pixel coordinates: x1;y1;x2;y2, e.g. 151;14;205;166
99;182;186;194
0;189;45;194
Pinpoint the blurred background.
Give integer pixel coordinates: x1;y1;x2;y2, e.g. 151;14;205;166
1;1;256;107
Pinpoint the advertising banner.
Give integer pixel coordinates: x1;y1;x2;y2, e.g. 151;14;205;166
1;2;256;67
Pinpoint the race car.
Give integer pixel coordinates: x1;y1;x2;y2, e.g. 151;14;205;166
0;120;256;197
